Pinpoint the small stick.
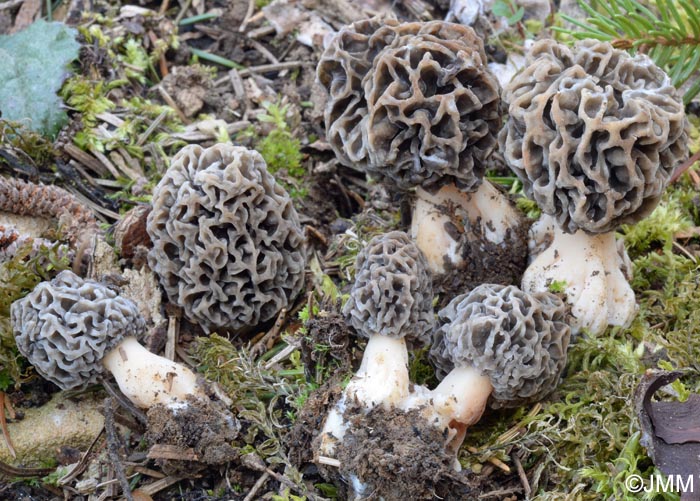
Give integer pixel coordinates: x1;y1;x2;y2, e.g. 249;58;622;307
0;392;16;458
251;308;287;356
305;225;328;246
512;452;531;497
671;149;700;183
103;398;134;501
0;460;55;478
134;475;185;496
466;446;511;473
59;427;106;485
102;380;148;426
239;0;255;31
156;86;190;124
317;456;341;468
165;309;181;361
243;471;270;501
248;39;279;65
236;61;314;77
264;344;297;370
148;30;169;78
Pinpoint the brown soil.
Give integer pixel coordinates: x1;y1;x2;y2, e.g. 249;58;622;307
317;401;476;500
434;214;530;306
145;395;240;476
286;374;345;467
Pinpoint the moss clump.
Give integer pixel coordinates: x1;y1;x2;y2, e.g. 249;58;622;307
620;193;692;257
190;334;304;459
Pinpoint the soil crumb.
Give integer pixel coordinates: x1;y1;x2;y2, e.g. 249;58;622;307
146;395;240;476
318;401;475;500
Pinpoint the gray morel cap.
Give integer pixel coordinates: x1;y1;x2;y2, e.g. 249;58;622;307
147;144;306;332
342;231;434;345
500;39;688;234
317;18;501;192
430;284;570;408
11;270;146;390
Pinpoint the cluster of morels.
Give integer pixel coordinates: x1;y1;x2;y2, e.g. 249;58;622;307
313;17;688;497
5;13;688;499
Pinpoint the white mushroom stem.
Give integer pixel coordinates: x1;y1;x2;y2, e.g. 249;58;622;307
411;181;523;273
430;366;493;427
429;366;493;459
318;335;410;456
347;335;410;408
522;217;636;335
102;336;206;408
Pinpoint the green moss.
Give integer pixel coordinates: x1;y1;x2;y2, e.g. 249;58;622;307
190;334;304;459
0;120;58;167
258;128;303;177
620;194;692;257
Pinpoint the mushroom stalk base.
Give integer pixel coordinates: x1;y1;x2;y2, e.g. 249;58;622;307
411;182;522;273
431;366;493;428
522;222;636;335
317;335;410;457
347;335;410;409
102;337;205;408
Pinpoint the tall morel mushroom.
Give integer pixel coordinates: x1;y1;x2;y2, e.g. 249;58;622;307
317;18;527;289
147;144;306;333
429;284;571;452
11;270;205;408
499;39;689;334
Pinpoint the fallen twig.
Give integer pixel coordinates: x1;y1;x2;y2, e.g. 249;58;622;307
104;398;134;501
0;393;16;459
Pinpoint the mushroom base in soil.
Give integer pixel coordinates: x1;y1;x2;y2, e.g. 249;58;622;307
411;181;527;281
522;214;636;336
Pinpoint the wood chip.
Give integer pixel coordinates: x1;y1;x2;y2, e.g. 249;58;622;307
147;444;198;461
11;0;40;32
64;143;110;177
132;475;185;497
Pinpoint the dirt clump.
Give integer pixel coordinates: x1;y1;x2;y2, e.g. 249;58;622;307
146;395;240;476
434;214;530;306
286;374;345;467
318;401;475;500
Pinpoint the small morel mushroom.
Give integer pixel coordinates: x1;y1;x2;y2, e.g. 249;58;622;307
11;270;205;408
429;284;570;453
317;231;444;498
318;232;434;455
499;39;689;334
341;231;434;407
147;144;306;333
317;18;527;288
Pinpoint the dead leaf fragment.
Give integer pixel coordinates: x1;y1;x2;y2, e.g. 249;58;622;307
635;370;700;480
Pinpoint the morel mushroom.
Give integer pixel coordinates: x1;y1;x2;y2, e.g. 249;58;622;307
319;232;434;457
11;270;205;408
147;144;306;333
341;231;434;407
500;39;688;334
317;18;526;286
429;284;570;452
